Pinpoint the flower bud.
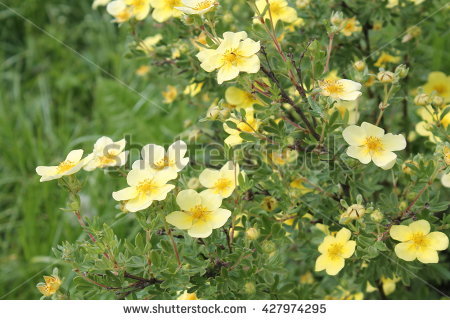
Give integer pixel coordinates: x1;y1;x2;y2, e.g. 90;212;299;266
402;160;417;175
414;93;430;106
340;204;366;223
431;95;445;107
261;240;276;254
395;64;409;79
377;71;395;83
245;227;260;240
261;196;278;211
353;60;366;72
370;209;384;222
187;177;200;189
244;282;256;295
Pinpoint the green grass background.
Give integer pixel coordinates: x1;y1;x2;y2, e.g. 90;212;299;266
0;0;198;299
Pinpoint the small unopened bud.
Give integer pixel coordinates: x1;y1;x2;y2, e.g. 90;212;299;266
261;240;276;254
244;282;256;295
261;196;278;211
353;60;366;72
245;227;260;240
395;64;409;79
340;204;365;223
402;160;417;175
414;93;430;106
187;177;200;189
370;209;384;222
431;95;445;107
377;71;395;83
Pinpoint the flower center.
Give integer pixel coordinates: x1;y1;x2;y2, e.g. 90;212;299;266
322;80;344;95
136;179;158;195
363;136;383;154
432;84;447;95
222;49;241;65
327;243;344;260
189;205;210;220
153;156;174;170
57;160;76;173
213;178;232;194
410;232;429;250
194;0;213;10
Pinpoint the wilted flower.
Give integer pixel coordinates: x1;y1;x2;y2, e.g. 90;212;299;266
377;71;395;83
340;17;361;36
37;275;62;297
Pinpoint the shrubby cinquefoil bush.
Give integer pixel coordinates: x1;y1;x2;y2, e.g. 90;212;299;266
35;0;450;299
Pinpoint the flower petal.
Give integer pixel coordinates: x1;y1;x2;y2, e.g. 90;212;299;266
342;125;366;146
409;220;430;235
361;122;385;138
199;190;222;210
416;249;439;264
390;225;412;241
66;149;84;162
381;133;406;151
166;211;194;230
207;208;231;228
199;168;220;188
372;150;397;167
188;220;213;238
112;187;138;201
394;242;416;261
346;146;371;164
176;189;201;211
427;232;449;251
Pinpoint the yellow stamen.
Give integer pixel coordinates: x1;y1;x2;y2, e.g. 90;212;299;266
136;179;158;195
321;80;344;95
410;232;429;250
57;160;76;173
327;243;344;260
153;156;174;170
213;178;232;194
363;136;384;154
194;0;213;10
189;205;210;220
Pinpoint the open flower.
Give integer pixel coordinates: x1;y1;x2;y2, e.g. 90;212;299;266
165;189;231;238
112;169;176;212
315;228;356;276
223;111;261;146
137;34;163;54
36;275;62;297
84;136;128;171
107;0;132;23
255;0;298;26
319;79;362;101
177;290;199;300
125;0;151;20
92;0;111;9
199;161;239;198
196;31;260;84
374;52;401;68
175;0;217;15
225;86;262;110
149;0;182;22
36;150;90;182
422;71;450;103
415;105;450;143
340;17;362;36
132;140;189;174
343;122;406;170
390;220;449;263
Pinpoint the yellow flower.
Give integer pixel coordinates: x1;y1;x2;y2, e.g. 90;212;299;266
390;220;449;263
196;31;260;84
315;228;356;276
37;275;62;297
125;0;151;20
299;271;314;284
175;0;217;15
374;52;401;68
255;0;298;26
177;290;199;300
149;0;183;22
132;140;189;174
112;169;176;212
319;79;362;101
84;136;128;171
223;111;261;146
166;189;231;238
184;82;204;97
331;100;360;124
225;86;262;110
199;161;239;198
107;0;133;23
136;65;151;76
92;0;111;9
137;34;163;54
162;85;178;103
415;105;450;143
36;150;90;182
290;177;312;194
340;17;361;36
343;122;406;170
422;72;450;102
